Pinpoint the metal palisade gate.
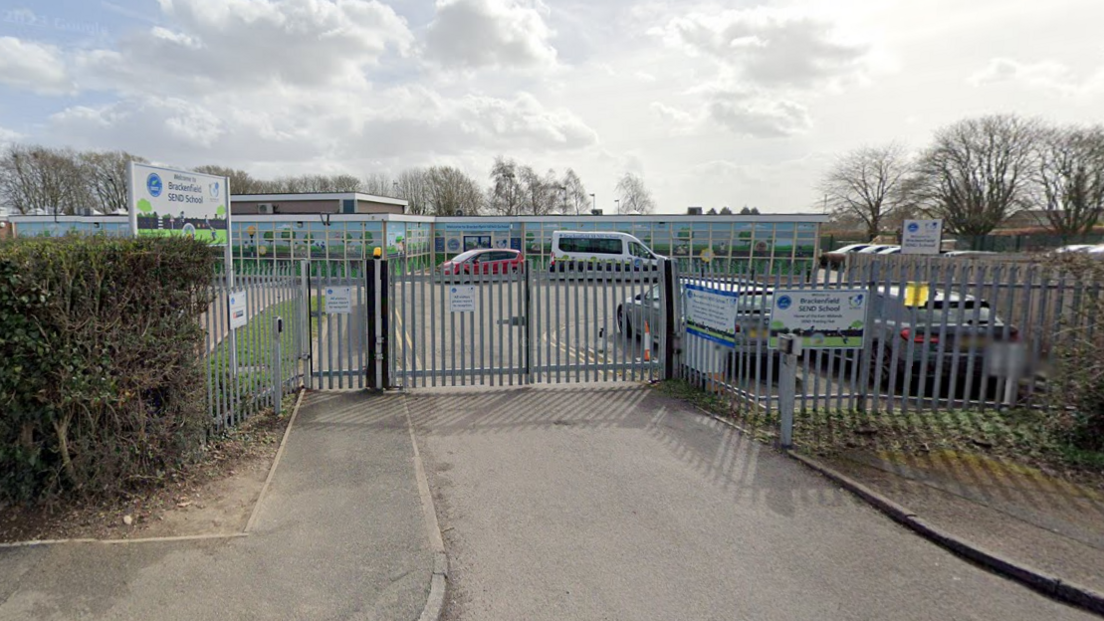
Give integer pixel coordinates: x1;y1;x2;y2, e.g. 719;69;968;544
205;260;308;428
305;258;371;390
388;257;672;387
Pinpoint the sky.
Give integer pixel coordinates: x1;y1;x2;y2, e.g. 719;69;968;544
1;0;1103;215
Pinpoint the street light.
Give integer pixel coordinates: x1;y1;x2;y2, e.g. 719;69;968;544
615;199;620;214
590;193;595;214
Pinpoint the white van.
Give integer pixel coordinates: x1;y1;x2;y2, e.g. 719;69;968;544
550;231;663;272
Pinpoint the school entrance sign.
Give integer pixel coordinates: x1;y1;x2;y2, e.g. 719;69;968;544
128;163;231;245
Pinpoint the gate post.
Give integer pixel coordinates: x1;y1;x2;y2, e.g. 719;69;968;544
660;258;678;380
366;257;390;390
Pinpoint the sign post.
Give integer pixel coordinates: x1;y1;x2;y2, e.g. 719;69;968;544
901;219;943;255
769;289;869;449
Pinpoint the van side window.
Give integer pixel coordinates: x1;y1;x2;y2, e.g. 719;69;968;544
629;242;651;258
559;237;621;254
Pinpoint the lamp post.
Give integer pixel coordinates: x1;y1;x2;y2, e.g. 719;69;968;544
615;199;620;214
590;193;595;214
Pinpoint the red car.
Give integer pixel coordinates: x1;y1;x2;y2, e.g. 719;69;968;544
441;249;524;275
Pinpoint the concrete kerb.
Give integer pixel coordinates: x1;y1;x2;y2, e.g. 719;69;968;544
245;387;306;533
674;394;1104;618
791;453;1104;618
402;393;450;621
0;389;306;549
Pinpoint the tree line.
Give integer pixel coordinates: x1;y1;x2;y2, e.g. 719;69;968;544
821;114;1104;240
0;146;658;217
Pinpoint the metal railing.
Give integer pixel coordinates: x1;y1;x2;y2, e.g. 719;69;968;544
678;256;1099;415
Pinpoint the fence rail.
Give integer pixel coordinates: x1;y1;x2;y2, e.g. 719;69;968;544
679;256;1101;416
203;261;307;428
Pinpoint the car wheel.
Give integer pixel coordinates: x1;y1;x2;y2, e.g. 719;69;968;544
618;306;634;338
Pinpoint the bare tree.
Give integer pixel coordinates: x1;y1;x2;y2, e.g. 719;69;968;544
426;166;483;216
395;168;432;215
0;144;91;215
819;142;910;241
518;166;559;215
912;114;1041;237
1034;124;1104;239
193;165;263;195
361;172;394;196
562;168;587;215
487;157;523;216
615;172;656;214
78;150;147;214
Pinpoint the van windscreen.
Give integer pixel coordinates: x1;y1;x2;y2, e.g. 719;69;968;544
558;237;622;254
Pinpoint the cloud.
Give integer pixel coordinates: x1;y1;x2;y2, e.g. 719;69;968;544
969;58;1103;96
46;88;598;169
707;91;811;138
634;71;657;83
75;0;413;95
424;0;557;70
651;7;870;90
0;37;72;95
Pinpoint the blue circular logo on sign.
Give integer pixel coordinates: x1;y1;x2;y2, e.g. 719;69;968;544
146;173;163;197
777;295;792;310
447;239;461;252
209;182;220;198
907;222;919;233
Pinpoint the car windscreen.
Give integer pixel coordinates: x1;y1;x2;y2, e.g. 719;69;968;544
908;301;1001;325
451;250;481;263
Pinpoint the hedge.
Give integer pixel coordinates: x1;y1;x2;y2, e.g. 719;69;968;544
0;235;215;501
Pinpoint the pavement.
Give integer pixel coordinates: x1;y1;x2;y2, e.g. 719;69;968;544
1;384;1101;620
408;383;1099;620
0;391;437;621
805;448;1104;613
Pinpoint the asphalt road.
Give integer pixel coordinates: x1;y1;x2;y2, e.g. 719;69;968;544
409;384;1096;621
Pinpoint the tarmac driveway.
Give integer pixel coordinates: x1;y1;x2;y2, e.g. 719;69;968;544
408;384;1096;621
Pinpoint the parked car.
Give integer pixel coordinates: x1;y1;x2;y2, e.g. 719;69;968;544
875;246;902;255
1084;246;1104;255
441;248;523;276
839;286;1019;391
819;243;872;268
941;250;998;257
1052;244;1096;254
617;280;773;351
856;244;897;254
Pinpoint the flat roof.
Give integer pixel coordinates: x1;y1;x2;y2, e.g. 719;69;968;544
436;214;829;223
231;192;408;207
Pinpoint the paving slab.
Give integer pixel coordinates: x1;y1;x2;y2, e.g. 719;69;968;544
0;391;433;621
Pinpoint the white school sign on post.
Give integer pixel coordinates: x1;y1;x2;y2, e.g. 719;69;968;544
901;219;943;255
768;289;869;350
684;284;738;347
128;162;231;245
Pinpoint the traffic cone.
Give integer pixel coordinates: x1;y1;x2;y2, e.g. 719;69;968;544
643;321;652;362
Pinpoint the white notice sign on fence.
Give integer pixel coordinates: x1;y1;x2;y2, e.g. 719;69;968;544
228;290;248;329
450;285;476;312
325;287;352;314
901;219;943;255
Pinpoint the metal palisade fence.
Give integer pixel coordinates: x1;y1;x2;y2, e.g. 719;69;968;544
204;260;308;428
678;254;1101;416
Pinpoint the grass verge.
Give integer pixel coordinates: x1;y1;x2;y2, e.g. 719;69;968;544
654;379;1104;488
